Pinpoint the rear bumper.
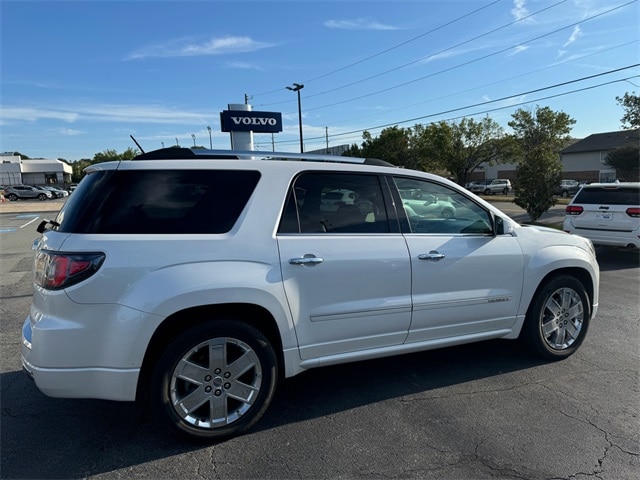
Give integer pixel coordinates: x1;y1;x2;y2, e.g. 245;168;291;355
566;228;639;248
21;316;139;401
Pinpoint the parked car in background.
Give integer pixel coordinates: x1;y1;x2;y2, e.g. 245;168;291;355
563;182;640;249
4;185;52;201
554;179;581;198
466;180;490;191
41;186;69;198
470;179;511;195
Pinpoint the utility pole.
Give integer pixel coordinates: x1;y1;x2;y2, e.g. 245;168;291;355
325;127;329;150
286;83;304;153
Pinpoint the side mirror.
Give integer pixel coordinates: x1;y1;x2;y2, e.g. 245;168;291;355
491;213;505;236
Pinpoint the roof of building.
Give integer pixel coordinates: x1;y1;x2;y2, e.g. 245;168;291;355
561;129;639;154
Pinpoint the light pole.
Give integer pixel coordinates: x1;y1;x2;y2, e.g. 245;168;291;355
207;126;212;149
286;83;304;153
191;134;196;147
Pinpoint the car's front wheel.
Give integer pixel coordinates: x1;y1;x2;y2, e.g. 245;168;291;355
521;275;590;360
150;320;278;442
38;193;47;200
7;194;18;201
483;188;491;195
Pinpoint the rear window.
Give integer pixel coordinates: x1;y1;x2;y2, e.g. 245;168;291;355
55;169;260;234
573;186;640;206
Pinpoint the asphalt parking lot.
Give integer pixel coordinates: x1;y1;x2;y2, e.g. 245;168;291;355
1;200;638;479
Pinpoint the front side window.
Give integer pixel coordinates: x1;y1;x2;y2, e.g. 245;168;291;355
393;176;492;235
279;172;390;234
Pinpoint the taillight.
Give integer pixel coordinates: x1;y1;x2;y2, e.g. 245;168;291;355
34;250;105;290
565;205;584;216
626;207;640;218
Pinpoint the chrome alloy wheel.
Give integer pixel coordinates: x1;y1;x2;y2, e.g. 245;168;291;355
169;337;262;429
539;287;585;350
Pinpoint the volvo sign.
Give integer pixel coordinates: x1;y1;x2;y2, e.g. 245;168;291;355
220;110;282;133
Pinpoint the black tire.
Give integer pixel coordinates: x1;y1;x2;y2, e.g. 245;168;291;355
521;275;590;360
441;208;454;219
7;194;18;201
503;188;508;195
150;320;278;442
483;188;491;195
38;193;47;200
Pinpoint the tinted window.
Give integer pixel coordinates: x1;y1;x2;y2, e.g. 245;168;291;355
55;170;260;234
574;187;640;206
393;176;492;235
279;172;390;234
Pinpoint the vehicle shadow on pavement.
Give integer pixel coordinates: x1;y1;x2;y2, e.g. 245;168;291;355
1;341;544;479
595;246;640;271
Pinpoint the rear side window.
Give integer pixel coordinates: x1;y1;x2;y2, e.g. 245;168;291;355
55;170;260;234
574;187;640;206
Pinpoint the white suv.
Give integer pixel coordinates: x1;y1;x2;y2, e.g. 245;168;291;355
22;148;599;441
563;182;640;249
470;179;511;195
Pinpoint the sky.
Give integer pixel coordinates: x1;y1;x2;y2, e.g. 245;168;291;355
1;0;639;161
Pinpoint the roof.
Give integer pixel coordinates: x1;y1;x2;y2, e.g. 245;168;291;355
134;147;395;167
561;129;639;154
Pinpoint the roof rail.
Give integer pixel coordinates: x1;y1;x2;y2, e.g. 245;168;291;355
133;147;394;167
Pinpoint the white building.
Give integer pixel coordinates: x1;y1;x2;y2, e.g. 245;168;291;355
0;153;73;187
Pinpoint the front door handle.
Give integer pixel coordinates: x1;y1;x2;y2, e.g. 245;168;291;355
289;255;324;265
418;250;446;261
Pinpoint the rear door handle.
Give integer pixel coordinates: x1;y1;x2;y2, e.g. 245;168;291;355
418;250;446;261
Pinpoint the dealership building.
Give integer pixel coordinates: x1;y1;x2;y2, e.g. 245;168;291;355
0;153;73;188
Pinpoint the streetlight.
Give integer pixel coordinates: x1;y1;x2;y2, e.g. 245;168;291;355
191;134;196;146
207;126;212;149
286;82;304;153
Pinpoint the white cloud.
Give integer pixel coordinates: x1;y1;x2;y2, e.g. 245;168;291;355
511;0;531;22
563;25;584;47
509;45;529;56
223;61;264;71
324;17;397;31
56;128;83;136
2;107;79;123
127;35;274;60
2;104;209;125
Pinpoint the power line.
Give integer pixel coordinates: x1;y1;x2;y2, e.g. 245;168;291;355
250;0;503;98
302;0;569;102
302;0;637;114
269;66;639;146
328;39;639;128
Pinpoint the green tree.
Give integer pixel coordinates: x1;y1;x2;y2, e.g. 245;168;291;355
352;126;423;169
508;106;576;222
415;117;512;186
71;148;140;182
616;92;640;129
604;146;640;180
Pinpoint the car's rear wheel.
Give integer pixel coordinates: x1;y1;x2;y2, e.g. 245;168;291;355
441;209;454;219
522;275;590;360
150;320;278;442
38;193;47;200
483;188;491;195
7;194;18;201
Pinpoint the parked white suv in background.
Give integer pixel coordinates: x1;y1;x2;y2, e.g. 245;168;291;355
470;178;511;195
22;148;599;442
564;182;640;249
